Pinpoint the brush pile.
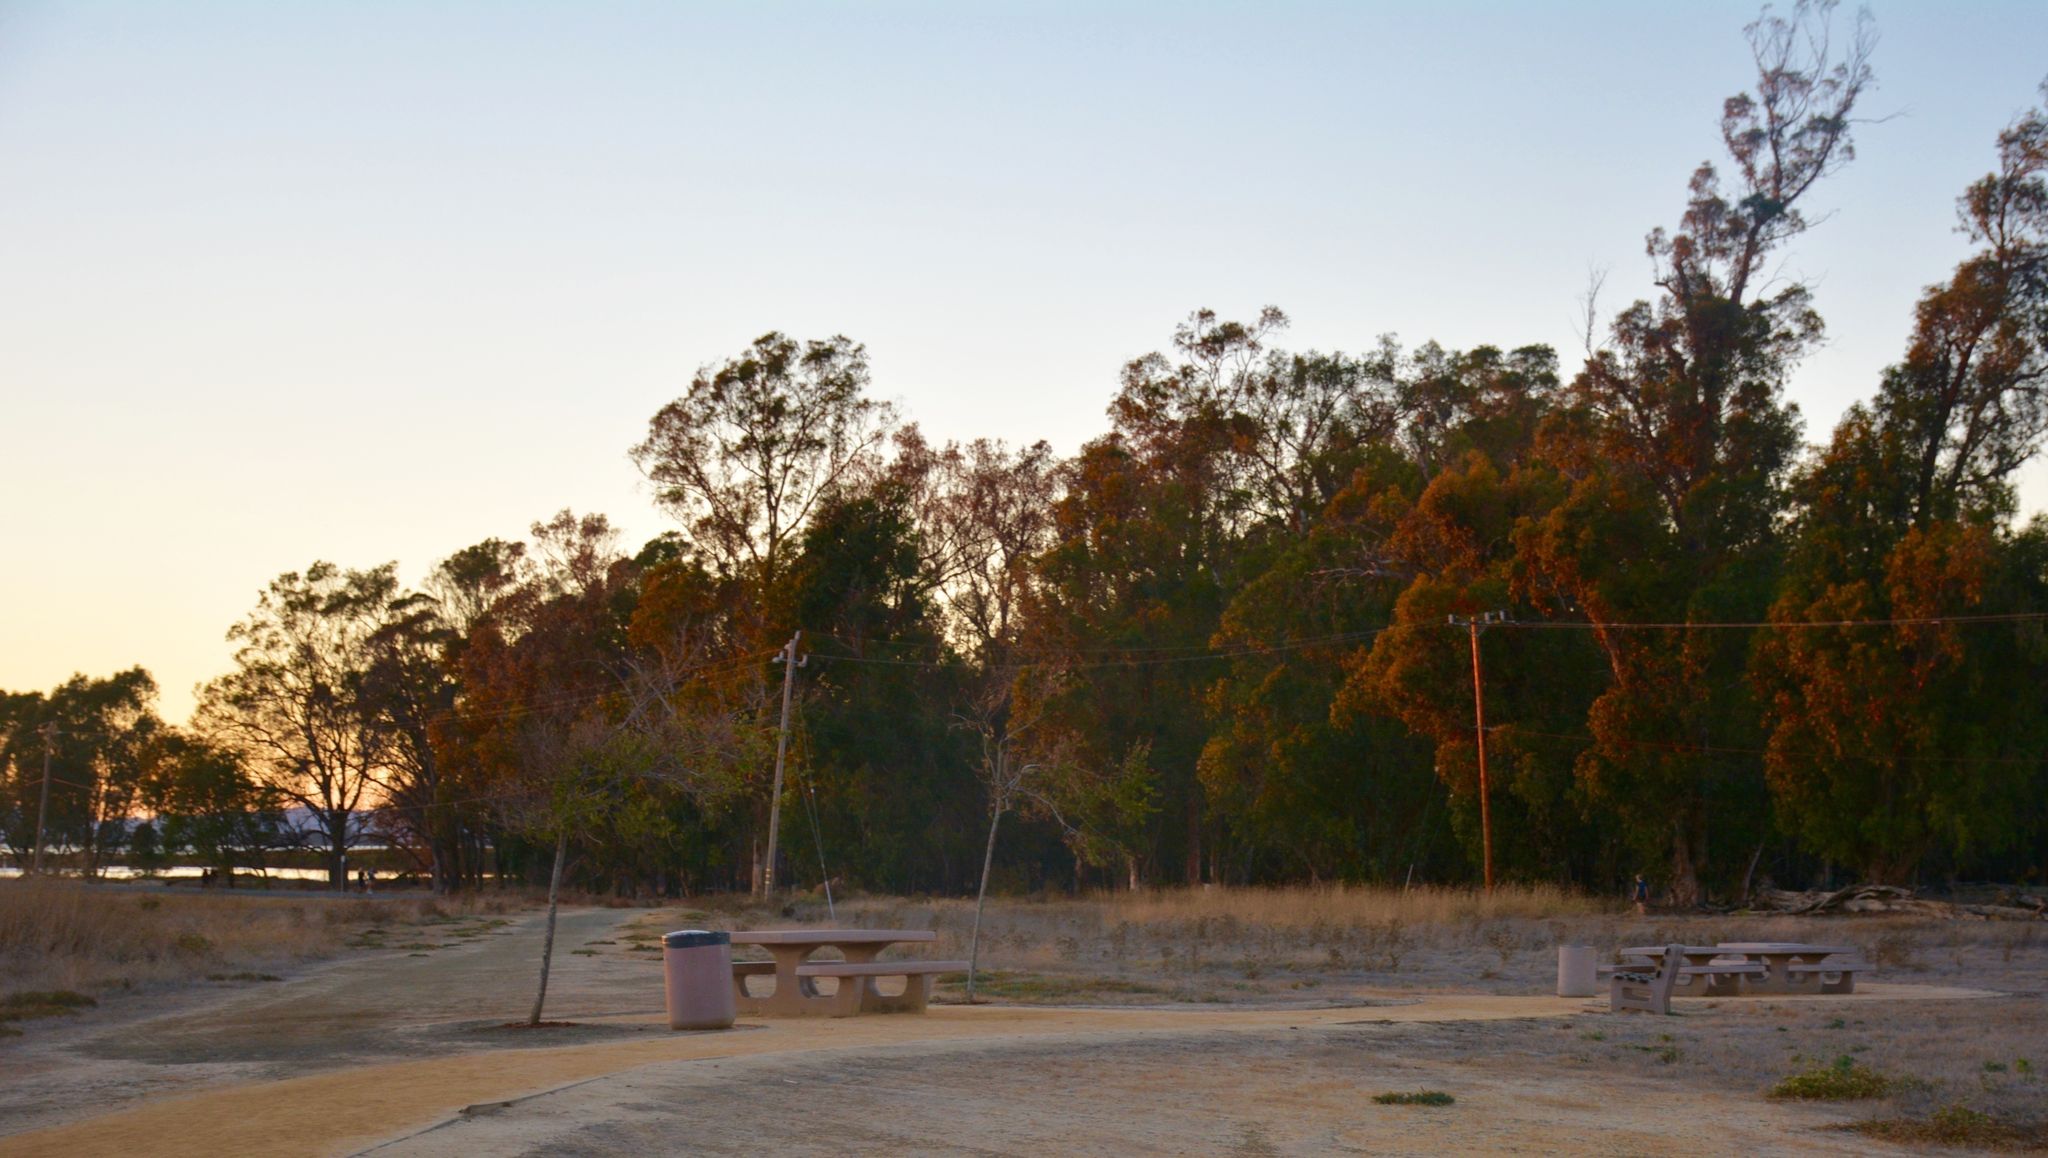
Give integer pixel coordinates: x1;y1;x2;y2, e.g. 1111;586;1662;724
1752;884;2047;920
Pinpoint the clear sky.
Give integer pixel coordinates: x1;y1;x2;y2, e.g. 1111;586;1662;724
3;1;2045;724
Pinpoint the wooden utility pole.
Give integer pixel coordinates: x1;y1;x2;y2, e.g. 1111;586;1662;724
762;631;804;897
32;722;57;874
1448;612;1506;892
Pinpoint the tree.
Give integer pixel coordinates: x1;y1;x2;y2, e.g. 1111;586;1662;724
0;669;162;875
1334;446;1606;886
198;563;400;888
1020;310;1292;886
361;589;460;892
142;732;291;884
1755;87;2048;882
1515;0;1874;903
443;512;754;1024
1206;341;1561;885
632;332;897;600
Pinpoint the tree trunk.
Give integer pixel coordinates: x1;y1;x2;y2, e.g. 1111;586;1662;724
430;811;461;894
1738;842;1766;906
1667;823;1702;908
967;800;1004;1004
528;831;568;1027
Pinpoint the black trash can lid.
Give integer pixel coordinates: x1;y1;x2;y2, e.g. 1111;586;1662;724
663;929;729;948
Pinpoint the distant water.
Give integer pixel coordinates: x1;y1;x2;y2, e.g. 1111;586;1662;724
0;865;335;882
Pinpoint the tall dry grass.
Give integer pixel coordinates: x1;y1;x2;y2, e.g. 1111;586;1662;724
656;883;2046;1006
0;877;515;996
1098;882;1611;928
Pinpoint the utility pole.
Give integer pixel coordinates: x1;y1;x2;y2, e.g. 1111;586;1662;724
32;722;58;874
1448;612;1507;893
762;631;805;897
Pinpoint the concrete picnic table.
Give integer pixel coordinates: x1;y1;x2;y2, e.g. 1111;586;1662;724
1712;942;1864;994
1618;942;1866;996
728;929;954;1017
1615;945;1762;997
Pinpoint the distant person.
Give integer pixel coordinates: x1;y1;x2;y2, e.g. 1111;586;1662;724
1633;874;1650;915
364;867;374;896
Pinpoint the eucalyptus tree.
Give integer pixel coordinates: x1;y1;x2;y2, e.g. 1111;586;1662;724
1756;87;2048;882
1515;0;1874;903
632;332;897;605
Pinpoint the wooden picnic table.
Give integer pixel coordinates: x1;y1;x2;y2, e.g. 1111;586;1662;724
728;929;956;1017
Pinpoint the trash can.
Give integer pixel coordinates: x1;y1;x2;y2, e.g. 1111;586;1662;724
1557;944;1599;997
663;930;737;1030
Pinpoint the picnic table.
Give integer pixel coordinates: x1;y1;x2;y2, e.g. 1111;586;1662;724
1614;942;1869;997
1616;945;1763;997
1713;942;1865;994
728;929;966;1017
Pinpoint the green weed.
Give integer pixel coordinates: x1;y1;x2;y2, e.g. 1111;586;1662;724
1769;1055;1891;1100
1372;1091;1455;1106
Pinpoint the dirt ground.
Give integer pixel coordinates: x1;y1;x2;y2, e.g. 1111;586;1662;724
0;899;2028;1157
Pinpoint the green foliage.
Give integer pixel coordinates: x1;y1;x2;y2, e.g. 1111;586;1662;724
1753;88;2048;884
1372;1090;1455;1106
1769;1055;1893;1100
0;990;97;1024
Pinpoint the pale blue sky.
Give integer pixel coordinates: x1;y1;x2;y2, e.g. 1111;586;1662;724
3;1;2045;722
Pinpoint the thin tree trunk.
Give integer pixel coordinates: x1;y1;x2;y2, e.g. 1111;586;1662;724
1738;841;1766;906
967;799;1004;1004
528;830;568;1027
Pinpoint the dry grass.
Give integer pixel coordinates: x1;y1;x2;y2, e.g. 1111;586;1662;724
1849;1104;2048;1150
1470;988;2048;1136
620;885;2048;1010
1099;883;1609;928
0;877;520;998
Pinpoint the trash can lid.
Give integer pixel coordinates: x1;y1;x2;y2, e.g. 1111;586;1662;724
663;929;729;948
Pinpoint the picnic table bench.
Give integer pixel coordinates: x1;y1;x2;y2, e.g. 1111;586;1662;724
1608;943;1685;1013
728;929;966;1017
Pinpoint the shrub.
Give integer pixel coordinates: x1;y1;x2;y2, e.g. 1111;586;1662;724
1373;1091;1455;1106
1769;1055;1891;1100
1850;1104;2046;1149
0;990;97;1023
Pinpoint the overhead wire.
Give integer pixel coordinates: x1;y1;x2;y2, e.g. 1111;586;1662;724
1502;727;2048;767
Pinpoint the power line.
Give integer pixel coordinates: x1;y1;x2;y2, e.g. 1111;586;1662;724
1504;726;2048;767
808;627;1394;672
1498;611;2048;631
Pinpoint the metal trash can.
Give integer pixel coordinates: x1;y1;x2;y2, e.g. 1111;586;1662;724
1557;944;1599;997
663;929;737;1030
